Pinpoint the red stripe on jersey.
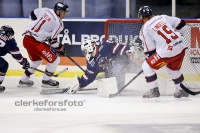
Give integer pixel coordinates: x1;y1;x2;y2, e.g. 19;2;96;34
112;43;120;54
111;43;117;53
51;22;61;39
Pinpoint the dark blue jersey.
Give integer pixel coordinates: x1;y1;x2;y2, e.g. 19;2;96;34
79;40;130;88
0;34;24;65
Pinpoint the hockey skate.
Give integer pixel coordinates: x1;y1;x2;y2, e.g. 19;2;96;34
174;89;189;99
42;79;59;88
0;86;5;93
143;87;160;102
18;80;34;87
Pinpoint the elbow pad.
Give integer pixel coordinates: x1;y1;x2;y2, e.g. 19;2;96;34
176;25;188;36
30;10;37;20
176;19;188;36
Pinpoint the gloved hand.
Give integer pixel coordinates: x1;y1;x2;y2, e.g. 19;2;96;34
127;35;144;52
126;45;135;54
126;45;146;60
21;58;30;70
126;35;145;60
47;38;66;56
54;43;66;56
61;75;80;94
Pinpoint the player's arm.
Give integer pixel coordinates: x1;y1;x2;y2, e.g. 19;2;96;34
126;37;146;66
29;8;41;21
106;40;130;56
64;63;99;94
8;40;30;69
127;28;155;66
49;21;65;54
165;15;188;35
139;28;156;57
78;64;99;88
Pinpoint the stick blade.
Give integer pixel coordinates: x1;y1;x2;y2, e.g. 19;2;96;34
108;94;117;98
180;83;200;96
40;88;69;95
56;67;68;77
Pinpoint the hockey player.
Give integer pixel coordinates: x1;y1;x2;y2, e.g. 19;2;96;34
63;39;132;94
0;25;30;92
138;6;189;99
18;2;69;87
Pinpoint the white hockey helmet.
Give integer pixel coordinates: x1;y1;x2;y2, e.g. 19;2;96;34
81;40;97;61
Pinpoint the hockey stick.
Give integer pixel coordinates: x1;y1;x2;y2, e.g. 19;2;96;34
30;72;97;95
40;88;97;95
63;53;106;79
64;53;85;72
63;44;86;72
39;73;102;95
31;67;68;77
180;83;200;95
108;70;143;98
65;54;85;72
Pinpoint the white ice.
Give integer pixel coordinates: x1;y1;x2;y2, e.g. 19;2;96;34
0;76;200;133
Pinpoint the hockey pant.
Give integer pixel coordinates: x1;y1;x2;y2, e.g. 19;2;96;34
21;36;60;81
142;50;186;90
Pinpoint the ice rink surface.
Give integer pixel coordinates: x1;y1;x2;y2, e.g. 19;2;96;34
1;76;200;133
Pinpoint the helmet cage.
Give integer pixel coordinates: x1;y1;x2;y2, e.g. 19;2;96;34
81;40;96;61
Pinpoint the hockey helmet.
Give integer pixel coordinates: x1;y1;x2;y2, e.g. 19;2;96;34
54;2;69;12
81;40;97;61
138;6;152;19
0;25;14;36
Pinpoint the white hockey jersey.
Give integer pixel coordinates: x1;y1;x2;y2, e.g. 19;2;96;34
24;8;64;47
139;15;188;58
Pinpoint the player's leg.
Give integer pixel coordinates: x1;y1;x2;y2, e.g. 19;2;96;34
97;77;118;97
0;57;8;92
36;43;60;87
142;60;160;98
41;57;60;87
166;68;189;98
19;60;42;87
107;56;129;91
142;52;172;99
165;50;189;98
18;36;42;87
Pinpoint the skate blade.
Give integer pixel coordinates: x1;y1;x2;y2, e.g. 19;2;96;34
97;92;110;98
143;97;161;102
17;84;33;88
175;97;191;101
41;84;59;88
0;89;5;93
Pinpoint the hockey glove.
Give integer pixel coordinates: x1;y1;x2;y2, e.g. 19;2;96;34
21;58;30;70
54;43;66;56
47;38;65;55
128;35;144;51
61;75;80;94
98;57;111;70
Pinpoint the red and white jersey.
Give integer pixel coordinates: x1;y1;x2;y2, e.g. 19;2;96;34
139;15;188;58
24;8;63;44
